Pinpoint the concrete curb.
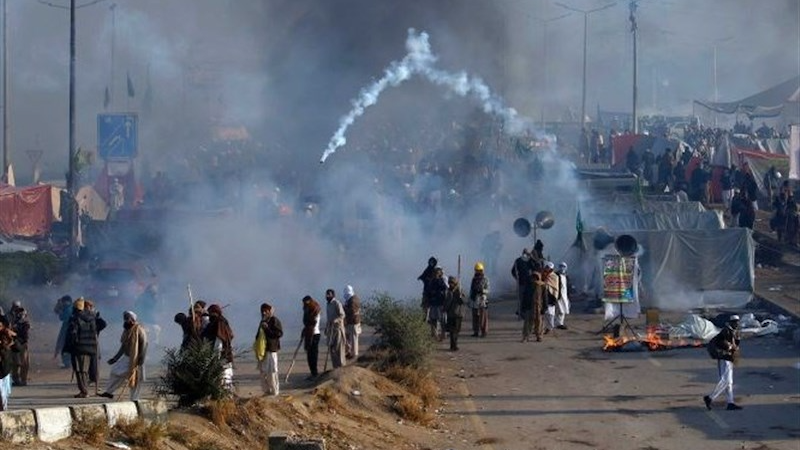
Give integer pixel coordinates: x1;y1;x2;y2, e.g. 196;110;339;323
0;399;168;444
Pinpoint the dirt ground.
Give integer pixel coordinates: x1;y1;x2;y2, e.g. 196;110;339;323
5;290;799;450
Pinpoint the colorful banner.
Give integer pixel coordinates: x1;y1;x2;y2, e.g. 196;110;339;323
602;255;636;303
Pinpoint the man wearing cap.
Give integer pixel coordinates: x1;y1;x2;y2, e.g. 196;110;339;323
704;315;743;411
63;298;98;398
99;311;147;401
554;262;571;330
9;302;30;386
469;262;490;338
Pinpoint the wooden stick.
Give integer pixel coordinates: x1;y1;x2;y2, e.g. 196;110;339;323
284;335;304;383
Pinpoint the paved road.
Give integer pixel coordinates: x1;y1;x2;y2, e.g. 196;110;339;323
432;297;800;450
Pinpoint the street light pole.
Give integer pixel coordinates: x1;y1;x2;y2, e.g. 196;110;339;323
556;2;616;131
68;0;78;260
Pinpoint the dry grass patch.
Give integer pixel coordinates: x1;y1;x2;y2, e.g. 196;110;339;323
205;398;237;429
382;364;439;408
71;416;109;446
391;394;434;425
114;418;167;450
314;385;342;411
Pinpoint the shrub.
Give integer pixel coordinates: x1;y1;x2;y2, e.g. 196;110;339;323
382;364;439;408
154;340;231;407
362;292;433;369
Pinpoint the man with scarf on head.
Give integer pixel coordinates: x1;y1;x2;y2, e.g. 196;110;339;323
417;256;438;312
704;315;743;411
324;289;346;369
9;301;30;386
202;304;235;391
342;285;361;359
64;298;98;398
301;296;322;379
253;303;282;396
98;311;147;401
469;262;490;338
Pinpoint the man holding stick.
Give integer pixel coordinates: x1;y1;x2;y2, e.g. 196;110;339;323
98;311;147;401
324;289;346;369
301;296;322;379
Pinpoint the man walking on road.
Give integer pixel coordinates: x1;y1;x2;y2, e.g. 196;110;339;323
704;315;743;411
99;311;147;401
512;248;535;321
469;262;490;338
444;276;465;351
325;289;346;369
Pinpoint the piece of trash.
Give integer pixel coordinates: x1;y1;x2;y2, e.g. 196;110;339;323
351;390;361;396
106;442;131;450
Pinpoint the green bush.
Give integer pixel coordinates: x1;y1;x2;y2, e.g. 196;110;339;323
154;340;231;407
0;252;61;287
363;292;434;369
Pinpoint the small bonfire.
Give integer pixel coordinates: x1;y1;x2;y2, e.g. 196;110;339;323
603;327;704;352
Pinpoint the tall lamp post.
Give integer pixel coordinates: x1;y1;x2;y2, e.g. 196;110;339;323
1;0;7;181
38;0;105;262
556;1;615;131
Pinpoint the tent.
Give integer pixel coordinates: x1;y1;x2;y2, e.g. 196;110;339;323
0;183;55;237
694;75;800;119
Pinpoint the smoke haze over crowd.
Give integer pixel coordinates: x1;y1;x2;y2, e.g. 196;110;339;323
5;0;797;343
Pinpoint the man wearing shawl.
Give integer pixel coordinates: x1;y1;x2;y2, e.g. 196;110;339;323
202;304;235;391
99;311;147;401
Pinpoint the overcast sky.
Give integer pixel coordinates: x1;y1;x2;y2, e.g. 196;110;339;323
5;0;799;177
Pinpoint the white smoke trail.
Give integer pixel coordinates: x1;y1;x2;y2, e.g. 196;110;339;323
320;28;531;163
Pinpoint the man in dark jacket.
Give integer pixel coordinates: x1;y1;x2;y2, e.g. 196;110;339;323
9;302;30;386
704;315;743;411
254;303;282;396
427;267;448;341
511;248;535;320
64;298;98;398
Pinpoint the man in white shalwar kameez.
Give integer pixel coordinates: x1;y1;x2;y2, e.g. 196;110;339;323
324;289;346;369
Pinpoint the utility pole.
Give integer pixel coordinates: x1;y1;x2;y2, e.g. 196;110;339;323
630;0;638;134
68;0;77;260
556;2;616;131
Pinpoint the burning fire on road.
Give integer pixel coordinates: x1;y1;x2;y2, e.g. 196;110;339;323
602;327;705;352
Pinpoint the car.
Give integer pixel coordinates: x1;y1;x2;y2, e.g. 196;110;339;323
0;236;37;253
83;258;158;317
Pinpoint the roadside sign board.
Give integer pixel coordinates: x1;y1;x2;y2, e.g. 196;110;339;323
97;113;138;158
